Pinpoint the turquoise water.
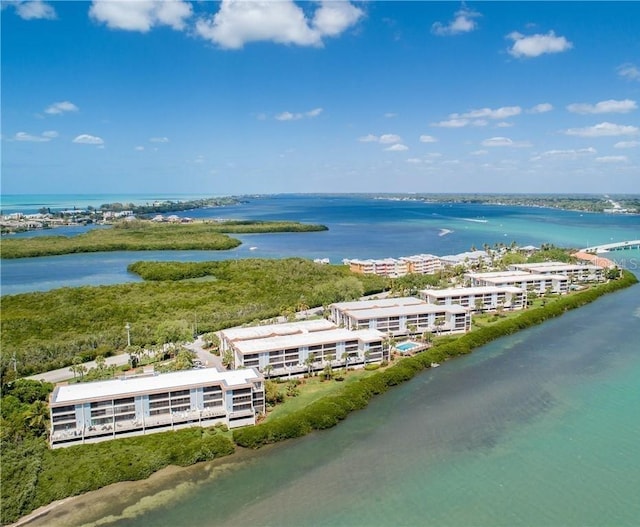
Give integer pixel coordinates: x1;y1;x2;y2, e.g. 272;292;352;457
37;271;640;527
396;341;419;352
6;194;640;526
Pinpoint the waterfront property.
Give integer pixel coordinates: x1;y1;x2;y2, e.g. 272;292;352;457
420;285;527;312
344;253;443;277
49;368;265;448
329;297;471;337
466;270;569;294
224;325;387;375
508;262;605;282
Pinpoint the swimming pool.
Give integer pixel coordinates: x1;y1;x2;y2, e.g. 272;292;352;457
395;341;419;352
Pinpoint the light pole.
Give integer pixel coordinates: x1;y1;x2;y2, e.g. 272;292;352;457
125;322;131;347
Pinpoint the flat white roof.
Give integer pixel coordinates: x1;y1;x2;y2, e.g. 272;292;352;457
331;297;424;311
233;328;385;355
511;263;601;272
480;273;568;284
52;368;261;405
220;319;336;341
345;303;468;320
466;270;531;279
421;285;525;297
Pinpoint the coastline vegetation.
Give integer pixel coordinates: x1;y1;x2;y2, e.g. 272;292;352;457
376;193;640;214
0;259;384;379
0;220;328;259
233;270;638;448
1;270;635;525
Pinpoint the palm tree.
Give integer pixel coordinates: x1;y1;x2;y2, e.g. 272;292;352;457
263;364;273;379
24;401;49;436
304;353;315;376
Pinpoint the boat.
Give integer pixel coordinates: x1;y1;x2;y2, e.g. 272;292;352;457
430;362;440;368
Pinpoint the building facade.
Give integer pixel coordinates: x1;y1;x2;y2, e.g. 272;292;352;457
49;368;264;448
330;297;471;337
224;326;387;376
420;285;527;311
465;270;569;294
508;262;605;282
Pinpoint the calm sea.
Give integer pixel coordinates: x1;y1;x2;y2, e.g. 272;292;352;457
2;194;639;296
7;193;640;527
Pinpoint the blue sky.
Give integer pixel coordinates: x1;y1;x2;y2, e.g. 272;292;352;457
2;1;639;195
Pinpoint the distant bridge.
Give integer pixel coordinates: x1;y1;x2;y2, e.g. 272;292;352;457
580;240;640;253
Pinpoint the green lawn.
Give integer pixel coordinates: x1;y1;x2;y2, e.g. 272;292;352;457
265;369;379;422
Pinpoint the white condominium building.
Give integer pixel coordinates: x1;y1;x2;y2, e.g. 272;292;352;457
330;297;471;337
508;262;605;281
330;297;425;328
420;285;527;312
218;319;336;355
49;368;264;448
466;270;569;294
224;326;387;375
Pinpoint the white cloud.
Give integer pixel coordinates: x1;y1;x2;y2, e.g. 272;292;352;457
496;122;513;128
432;7;481;36
89;0;192;32
596;156;628;163
617;63;640;82
195;0;363;49
379;134;402;144
431;118;469;128
527;103;553;114
358;134;378;143
72;134;104;145
135;146;145;151
385;143;408;152
507;31;573;58
531;147;597;161
567;99;637;114
614;140;640;149
455;106;521;120
14;131;53;142
470;150;488;156
419;135;437;143
481;136;532;148
433;106;521;128
406;158;422;164
149;137;169;143
275;107;323;121
8;0;56;20
384;113;397;118
42;130;59;138
564;122;639;137
45;101;78;115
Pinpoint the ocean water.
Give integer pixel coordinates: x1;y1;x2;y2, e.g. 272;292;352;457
2;194;639;296
5;194;640;526
32;269;640;527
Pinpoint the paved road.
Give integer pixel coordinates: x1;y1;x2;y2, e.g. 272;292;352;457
184;336;224;370
27;353;131;384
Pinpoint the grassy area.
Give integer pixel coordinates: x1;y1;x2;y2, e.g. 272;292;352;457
265;369;378;422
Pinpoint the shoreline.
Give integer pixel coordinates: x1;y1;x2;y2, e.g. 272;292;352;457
6;271;638;526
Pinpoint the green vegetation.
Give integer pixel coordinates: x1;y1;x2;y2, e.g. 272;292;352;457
377;193;640;214
0;267;635;525
0;220;328;259
0;376;234;526
233;271;638;449
0;259;385;379
100;196;240;215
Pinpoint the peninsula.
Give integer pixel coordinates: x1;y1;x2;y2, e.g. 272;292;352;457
0;220;328;259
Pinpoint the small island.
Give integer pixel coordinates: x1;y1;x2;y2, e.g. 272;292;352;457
0;219;329;259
